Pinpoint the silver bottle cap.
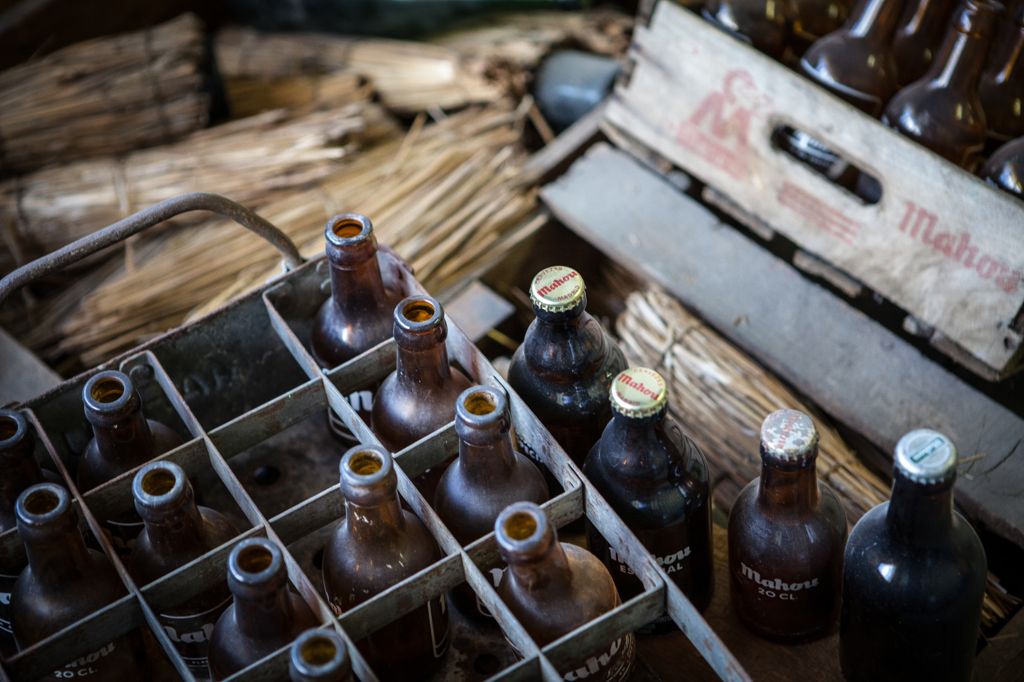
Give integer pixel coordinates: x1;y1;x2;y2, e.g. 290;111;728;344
894;429;957;484
760;409;818;461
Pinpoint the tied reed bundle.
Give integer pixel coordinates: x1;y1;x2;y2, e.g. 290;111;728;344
0;14;209;176
614;286;1019;630
223;71;371;119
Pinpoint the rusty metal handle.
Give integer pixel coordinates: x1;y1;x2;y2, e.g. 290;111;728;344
0;193;304;307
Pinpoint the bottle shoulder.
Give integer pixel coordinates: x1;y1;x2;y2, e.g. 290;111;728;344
312;297;393;367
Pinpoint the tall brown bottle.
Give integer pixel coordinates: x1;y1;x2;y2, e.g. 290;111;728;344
882;0;1001;171
323;445;448;681
289;629;353;682
129;461;240;679
11;483;146;680
583;368;713;633
507;266;627;467
791;0;851;53
209;538;318;679
433;385;548;618
982;135;1024;197
371;296;472;498
727;410;847;641
495;502;635;682
701;0;793;59
311;213;403;444
979;3;1024;148
78;370;183;553
892;0;957;86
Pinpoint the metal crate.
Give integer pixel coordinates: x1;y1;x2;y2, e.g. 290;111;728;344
0;195;748;681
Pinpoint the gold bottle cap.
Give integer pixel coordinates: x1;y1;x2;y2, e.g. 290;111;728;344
760;409;818;461
529;266;586;313
894;429;957;484
611;367;668;418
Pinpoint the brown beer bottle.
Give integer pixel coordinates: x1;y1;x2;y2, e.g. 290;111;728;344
208;537;319;679
583;368;713;632
130;461;240;680
311;213;403;443
322;445;448;681
433;385;548;618
371;295;472;497
979;3;1024;148
840;430;987;682
892;0;957;86
727;410;847;641
790;0;851;53
701;0;792;59
507;266;627;466
882;0;1001;171
290;629;353;682
982;135;1024;197
12;483;146;680
495;502;635;682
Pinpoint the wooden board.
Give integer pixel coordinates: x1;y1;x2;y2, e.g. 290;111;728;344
604;1;1024;376
540;143;1024;549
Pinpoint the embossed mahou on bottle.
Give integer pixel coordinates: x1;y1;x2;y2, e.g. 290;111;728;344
289;629;353;682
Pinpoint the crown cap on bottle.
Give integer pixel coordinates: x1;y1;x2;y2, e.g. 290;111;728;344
529;266;586;313
760;409;819;462
894;429;958;484
611;367;668;418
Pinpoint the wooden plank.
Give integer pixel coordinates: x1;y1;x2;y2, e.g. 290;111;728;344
540;143;1024;548
604;1;1024;375
0;327;60;405
975;607;1024;682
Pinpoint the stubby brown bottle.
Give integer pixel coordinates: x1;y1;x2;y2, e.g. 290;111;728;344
728;410;847;641
290;629;353;682
311;213;403;444
209;538;318;679
323;445;448;681
979;3;1024;148
371;296;472;497
791;0;851;53
78;370;183;553
12;483;145;680
893;0;957;86
883;0;1000;170
130;461;239;679
583;368;713;632
982;135;1024;197
507;266;626;467
434;385;548;618
702;0;792;59
495;502;635;682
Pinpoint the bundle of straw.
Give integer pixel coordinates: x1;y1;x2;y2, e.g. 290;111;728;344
1;92;395;262
614;285;1019;630
0;14;209;176
223;71;370;119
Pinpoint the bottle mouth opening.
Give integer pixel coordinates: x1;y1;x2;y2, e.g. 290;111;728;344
395;296;444;335
230;539;283;585
16;483;70;526
503;510;538;541
340;445;393;492
463;389;498;416
496;502;549;550
134;461;186;508
84;371;133;413
294;631;345;672
0;411;26;447
325;213;372;247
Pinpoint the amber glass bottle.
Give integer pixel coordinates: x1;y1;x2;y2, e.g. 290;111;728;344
728;410;847;641
791;0;851;53
982;136;1024;198
130;461;239;679
12;483;145;679
323;445;448;681
434;385;548;618
701;0;792;59
979;4;1024;148
583;368;713;632
209;538;318;679
496;502;635;681
290;629;353;682
78;370;183;553
507;266;626;466
840;430;987;682
883;0;1000;170
893;0;956;86
371;295;472;497
311;213;403;443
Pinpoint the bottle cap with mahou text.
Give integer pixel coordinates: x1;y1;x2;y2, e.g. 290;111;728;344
894;429;957;484
611;367;668;418
529;266;586;313
760;409;818;461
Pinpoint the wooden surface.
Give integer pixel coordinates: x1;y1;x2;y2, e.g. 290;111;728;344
0;327;60;405
540;143;1024;549
605;1;1024;375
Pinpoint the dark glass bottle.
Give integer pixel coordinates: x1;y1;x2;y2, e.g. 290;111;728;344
583;367;713;632
311;213;403;444
323;445;448;681
727;409;847;641
371;295;472;497
290;629;353;682
209;538;319;679
495;502;635;682
791;0;851;53
882;0;1000;171
982;135;1024;197
78;370;184;553
840;429;987;682
507;266;627;467
893;0;957;86
702;0;792;59
11;483;146;679
979;4;1024;148
434;385;548;618
130;461;240;680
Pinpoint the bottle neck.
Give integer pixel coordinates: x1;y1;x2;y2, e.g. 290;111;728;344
139;495;205;556
24;523;95;588
757;458;820;511
91;411;155;464
508;538;573;593
990;21;1024;85
396;341;453;387
885;471;954;544
927;30;986;90
233;584;299;639
345;496;406;542
846;0;905;40
459;432;518;481
329;257;391;318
